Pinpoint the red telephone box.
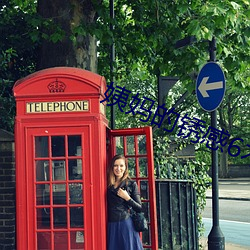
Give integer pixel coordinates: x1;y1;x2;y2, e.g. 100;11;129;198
13;67;158;250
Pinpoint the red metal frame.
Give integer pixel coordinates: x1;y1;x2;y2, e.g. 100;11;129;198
13;67;159;250
14;67;108;250
26;127;91;250
109;126;158;250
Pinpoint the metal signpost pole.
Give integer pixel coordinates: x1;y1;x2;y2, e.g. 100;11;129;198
208;37;225;250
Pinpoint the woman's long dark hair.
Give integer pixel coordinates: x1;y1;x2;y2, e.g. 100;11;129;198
107;154;130;187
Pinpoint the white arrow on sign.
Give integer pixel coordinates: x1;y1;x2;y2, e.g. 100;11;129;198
198;76;223;98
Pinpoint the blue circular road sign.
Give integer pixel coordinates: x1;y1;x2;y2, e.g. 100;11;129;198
196;62;226;112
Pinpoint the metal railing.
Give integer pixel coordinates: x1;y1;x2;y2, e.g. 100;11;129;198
156;179;198;250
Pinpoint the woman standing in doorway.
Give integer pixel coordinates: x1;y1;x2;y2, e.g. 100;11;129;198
107;154;144;250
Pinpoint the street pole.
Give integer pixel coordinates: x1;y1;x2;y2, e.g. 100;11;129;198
110;0;115;129
208;37;225;250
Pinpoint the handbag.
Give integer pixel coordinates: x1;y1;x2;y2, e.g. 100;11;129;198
131;210;148;232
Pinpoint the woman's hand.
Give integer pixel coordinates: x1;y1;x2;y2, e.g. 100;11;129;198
117;188;131;201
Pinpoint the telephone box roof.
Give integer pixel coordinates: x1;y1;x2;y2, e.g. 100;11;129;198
13;67;106;98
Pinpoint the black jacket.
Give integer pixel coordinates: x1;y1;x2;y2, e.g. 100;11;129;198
107;179;142;222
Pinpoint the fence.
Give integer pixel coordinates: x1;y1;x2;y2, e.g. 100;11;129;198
156;179;198;250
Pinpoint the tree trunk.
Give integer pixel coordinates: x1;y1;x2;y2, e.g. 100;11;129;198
219;148;229;178
37;0;99;72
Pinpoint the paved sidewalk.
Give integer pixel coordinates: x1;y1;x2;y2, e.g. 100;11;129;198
203;178;250;249
200;238;250;250
206;178;250;201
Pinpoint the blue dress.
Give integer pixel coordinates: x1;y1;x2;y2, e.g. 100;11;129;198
108;217;143;250
107;180;144;250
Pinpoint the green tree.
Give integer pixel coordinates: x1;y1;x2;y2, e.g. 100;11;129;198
36;0;101;71
0;0;37;131
98;0;249;179
0;1;249;245
218;88;250;177
100;0;249;87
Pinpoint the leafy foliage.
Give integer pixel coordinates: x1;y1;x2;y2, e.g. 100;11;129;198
154;135;211;239
0;0;38;131
0;1;249;245
98;0;249;91
96;0;249;177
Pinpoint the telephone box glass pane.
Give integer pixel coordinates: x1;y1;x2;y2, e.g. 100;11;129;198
126;136;135;155
37;208;50;229
71;231;84;248
52;136;65;157
52;184;66;204
69;159;82;180
54;231;68;249
35;136;49;157
138;135;146;154
115;136;124;155
69;183;83;204
37;232;51;249
36;184;47;205
142;202;151;246
68;135;81;156
36;160;49;181
52;160;66;181
127;158;136;177
70;207;83;227
140;180;149;200
142;202;150;222
139;157;148;177
53;208;67;227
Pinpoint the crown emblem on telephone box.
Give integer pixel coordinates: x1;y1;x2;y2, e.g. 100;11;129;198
47;79;66;93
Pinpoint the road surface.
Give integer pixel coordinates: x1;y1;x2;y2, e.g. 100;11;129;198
202;180;250;249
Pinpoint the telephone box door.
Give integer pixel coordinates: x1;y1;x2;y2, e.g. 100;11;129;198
26;126;92;250
109;126;158;250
